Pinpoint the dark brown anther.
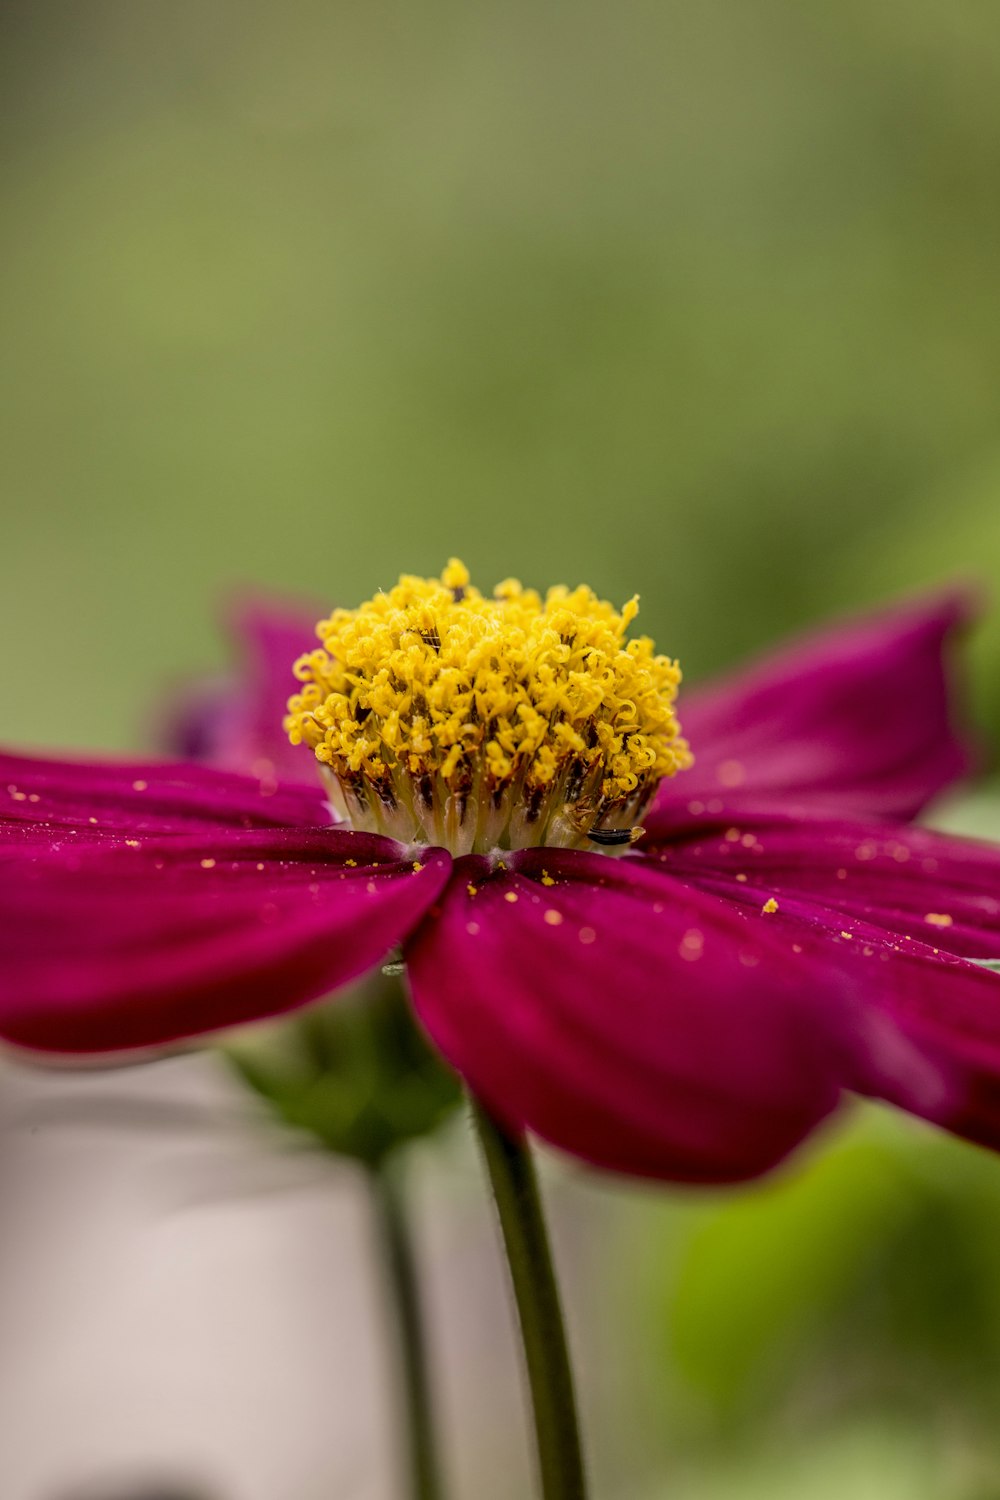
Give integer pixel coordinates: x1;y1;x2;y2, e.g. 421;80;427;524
588;826;637;847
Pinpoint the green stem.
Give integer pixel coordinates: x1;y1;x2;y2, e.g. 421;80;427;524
368;1152;446;1500
470;1096;588;1500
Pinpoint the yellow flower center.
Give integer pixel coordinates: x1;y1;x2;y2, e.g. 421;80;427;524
285;559;692;854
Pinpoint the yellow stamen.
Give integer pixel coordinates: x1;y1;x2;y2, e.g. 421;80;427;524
286;559;691;854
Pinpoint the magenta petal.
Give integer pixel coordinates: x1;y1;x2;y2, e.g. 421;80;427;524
658;816;1000;960
0;830;450;1054
668;858;1000;1155
812;947;1000;1155
649;592;973;835
164;596;321;787
0;750;331;847
406;850;847;1183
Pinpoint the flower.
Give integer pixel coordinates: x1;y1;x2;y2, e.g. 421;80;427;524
0;563;995;1185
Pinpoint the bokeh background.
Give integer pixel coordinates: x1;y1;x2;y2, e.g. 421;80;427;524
3;2;1000;1497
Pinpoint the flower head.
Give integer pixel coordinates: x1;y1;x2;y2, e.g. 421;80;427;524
286;559;689;851
0;566;993;1185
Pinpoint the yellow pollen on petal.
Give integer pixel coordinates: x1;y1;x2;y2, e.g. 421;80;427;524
200;858;216;869
924;912;954;928
762;897;779;914
504;890;519;903
412;861;424;873
544;908;564;926
540;870;556;886
285;560;691;855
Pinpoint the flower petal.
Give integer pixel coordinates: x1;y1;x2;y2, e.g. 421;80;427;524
406;851;847;1183
655;815;1000;960
664;850;1000;1158
0;749;330;848
649;592;973;834
0;830;450;1054
163;596;321;787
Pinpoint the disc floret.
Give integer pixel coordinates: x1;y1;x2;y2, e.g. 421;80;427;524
285;560;691;854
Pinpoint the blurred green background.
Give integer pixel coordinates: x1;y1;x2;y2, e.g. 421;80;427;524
5;0;1000;752
4;3;1000;1497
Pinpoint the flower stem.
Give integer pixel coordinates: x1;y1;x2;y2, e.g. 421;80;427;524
470;1096;588;1500
368;1151;446;1500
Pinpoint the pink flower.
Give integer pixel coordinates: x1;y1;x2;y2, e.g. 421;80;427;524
0;568;993;1185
